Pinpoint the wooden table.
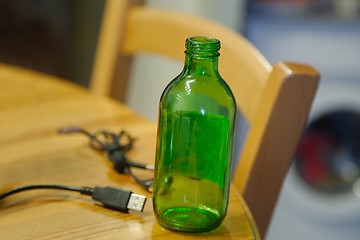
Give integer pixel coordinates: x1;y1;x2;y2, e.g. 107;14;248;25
0;64;260;239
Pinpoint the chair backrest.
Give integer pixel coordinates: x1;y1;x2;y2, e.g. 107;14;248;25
90;1;320;238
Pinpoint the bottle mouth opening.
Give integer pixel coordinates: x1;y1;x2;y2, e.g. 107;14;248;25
185;36;220;58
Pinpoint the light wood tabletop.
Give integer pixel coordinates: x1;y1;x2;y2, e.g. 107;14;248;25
0;64;260;240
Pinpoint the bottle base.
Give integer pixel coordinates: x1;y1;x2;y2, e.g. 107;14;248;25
156;207;223;233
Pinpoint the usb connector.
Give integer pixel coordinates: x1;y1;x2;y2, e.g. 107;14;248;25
127;193;147;212
0;184;147;213
91;186;147;212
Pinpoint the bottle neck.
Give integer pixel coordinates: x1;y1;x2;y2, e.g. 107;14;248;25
182;36;221;77
183;54;219;77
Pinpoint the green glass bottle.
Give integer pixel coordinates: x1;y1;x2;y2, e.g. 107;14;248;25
153;36;236;232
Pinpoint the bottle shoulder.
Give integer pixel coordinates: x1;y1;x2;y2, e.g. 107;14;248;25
163;73;234;98
160;73;236;116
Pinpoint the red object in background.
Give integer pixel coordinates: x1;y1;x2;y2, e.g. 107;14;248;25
295;110;360;193
296;132;335;187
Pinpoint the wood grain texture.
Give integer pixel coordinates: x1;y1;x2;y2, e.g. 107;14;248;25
233;62;319;236
0;64;259;240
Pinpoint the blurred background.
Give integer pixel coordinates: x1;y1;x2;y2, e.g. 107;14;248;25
1;0;360;239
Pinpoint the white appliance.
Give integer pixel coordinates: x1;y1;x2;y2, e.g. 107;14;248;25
245;7;360;240
268;82;360;240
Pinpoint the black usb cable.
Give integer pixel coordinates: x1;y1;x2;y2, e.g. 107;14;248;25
0;184;147;212
58;127;154;192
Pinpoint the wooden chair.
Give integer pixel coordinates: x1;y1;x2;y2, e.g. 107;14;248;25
90;0;320;238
